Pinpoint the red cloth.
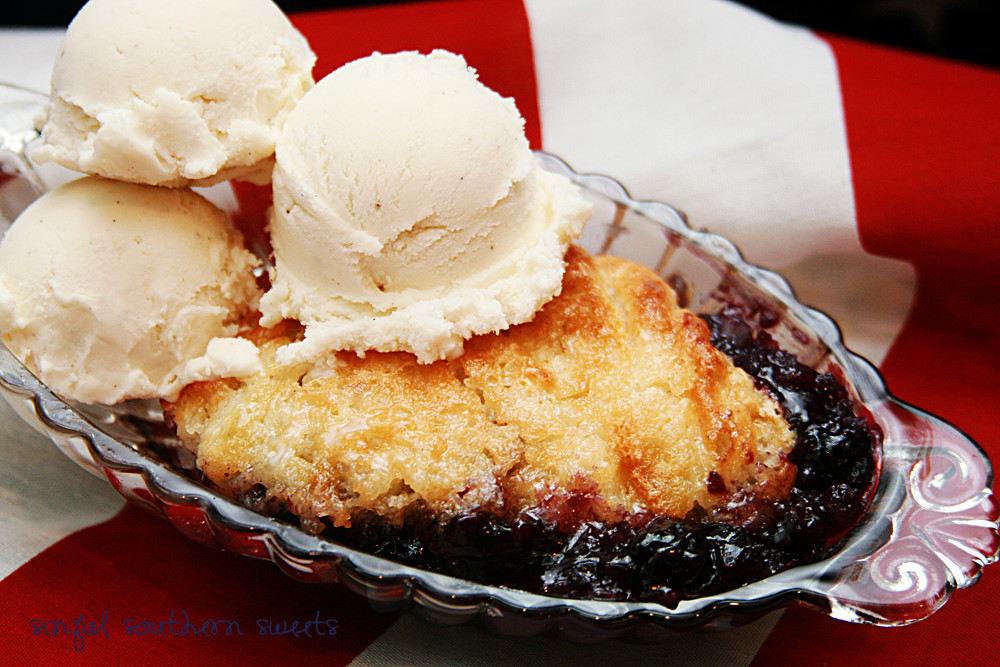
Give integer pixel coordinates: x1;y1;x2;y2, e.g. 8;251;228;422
752;35;1000;667
2;505;397;666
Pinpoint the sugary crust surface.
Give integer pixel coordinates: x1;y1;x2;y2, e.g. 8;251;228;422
166;246;796;529
169;320;523;529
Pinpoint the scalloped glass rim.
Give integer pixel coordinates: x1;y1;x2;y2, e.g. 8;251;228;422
0;83;996;641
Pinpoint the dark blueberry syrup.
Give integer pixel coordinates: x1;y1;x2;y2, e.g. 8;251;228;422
312;312;881;606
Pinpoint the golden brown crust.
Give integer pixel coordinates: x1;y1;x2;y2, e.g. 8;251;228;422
458;246;795;518
165;246;796;529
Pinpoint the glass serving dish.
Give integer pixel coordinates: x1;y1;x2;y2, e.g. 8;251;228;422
0;83;996;642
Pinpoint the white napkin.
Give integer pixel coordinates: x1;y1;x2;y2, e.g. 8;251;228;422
527;0;915;366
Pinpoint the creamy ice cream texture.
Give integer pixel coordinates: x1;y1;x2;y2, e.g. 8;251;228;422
33;0;315;188
260;50;592;363
0;176;262;405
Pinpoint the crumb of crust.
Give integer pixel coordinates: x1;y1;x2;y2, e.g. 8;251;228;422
165;245;796;530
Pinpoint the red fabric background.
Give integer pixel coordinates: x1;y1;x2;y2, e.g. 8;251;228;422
2;505;397;666
751;37;1000;666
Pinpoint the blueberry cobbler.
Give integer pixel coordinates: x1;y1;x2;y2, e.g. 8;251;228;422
164;245;879;606
8;0;879;607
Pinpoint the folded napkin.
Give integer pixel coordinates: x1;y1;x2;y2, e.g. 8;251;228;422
1;1;997;665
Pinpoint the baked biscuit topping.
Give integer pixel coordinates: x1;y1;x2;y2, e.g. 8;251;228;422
172;325;524;530
167;246;795;530
456;247;795;521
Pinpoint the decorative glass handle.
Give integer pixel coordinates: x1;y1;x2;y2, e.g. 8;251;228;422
818;399;998;625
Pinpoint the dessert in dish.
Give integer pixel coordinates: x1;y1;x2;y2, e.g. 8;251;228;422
261;50;591;363
0;176;261;404
169;246;798;528
165;245;879;604
33;0;315;187
0;0;882;608
3;132;994;634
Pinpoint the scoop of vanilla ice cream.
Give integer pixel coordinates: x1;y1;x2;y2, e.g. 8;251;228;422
32;0;315;188
0;177;262;404
260;50;592;363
